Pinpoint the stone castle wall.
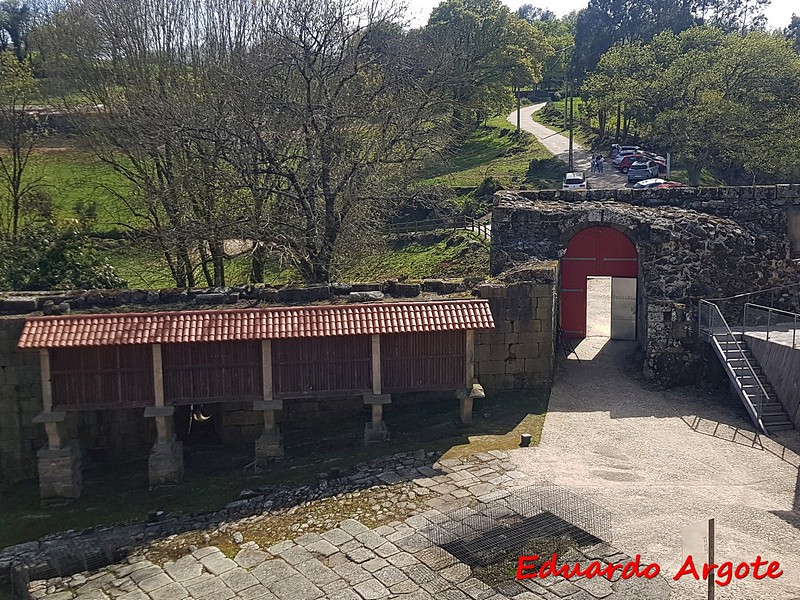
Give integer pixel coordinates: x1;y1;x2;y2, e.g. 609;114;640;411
490;186;800;384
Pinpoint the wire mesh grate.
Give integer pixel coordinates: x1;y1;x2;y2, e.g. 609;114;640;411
419;482;612;569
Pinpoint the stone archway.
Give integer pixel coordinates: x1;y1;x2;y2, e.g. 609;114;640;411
561;226;638;339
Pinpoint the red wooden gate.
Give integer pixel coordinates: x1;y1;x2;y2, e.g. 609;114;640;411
561;227;638;339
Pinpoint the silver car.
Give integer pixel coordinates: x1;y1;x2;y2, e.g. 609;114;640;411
627;160;659;183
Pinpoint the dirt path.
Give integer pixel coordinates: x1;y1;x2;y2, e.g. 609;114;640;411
509;338;800;599
507;103;629;189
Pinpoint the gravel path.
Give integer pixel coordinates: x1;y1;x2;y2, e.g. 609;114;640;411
507;103;629;189
510;338;800;599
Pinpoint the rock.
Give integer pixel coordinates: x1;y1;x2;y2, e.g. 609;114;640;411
232;532;244;544
277;285;331;303
393;283;421;298
348;291;384;303
195;293;226;304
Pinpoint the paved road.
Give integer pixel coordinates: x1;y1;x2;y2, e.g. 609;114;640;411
507;103;628;189
512;337;800;599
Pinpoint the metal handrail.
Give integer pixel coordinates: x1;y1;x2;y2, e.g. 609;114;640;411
743;303;799;349
699;300;769;434
704;281;800;302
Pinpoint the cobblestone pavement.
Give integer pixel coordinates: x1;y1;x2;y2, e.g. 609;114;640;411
29;453;669;600
514;337;800;600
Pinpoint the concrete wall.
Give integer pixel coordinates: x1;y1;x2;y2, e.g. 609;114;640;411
744;335;800;429
474;262;557;392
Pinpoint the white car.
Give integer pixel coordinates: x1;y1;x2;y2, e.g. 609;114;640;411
633;178;667;189
562;172;588;190
613;150;639;165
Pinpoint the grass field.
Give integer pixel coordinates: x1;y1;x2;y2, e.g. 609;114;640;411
0;390;548;548
418;115;561;189
26;149;138;233
104;230;489;289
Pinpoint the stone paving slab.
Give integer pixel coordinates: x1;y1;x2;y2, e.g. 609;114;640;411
28;454;668;600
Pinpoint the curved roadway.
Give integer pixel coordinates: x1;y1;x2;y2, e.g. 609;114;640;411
508;103;629;188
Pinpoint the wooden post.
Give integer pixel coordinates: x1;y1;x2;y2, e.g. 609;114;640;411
262;340;273;401
465;330;475;387
152;344;164;407
371;334;381;394
708;518;715;600
40;350;52;412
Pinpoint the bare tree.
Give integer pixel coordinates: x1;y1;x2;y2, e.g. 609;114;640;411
0;52;45;242
38;0;453;285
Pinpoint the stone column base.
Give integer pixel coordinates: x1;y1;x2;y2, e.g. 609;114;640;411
364;421;389;443
460;396;474;424
38;445;82;504
148;436;184;488
254;432;284;469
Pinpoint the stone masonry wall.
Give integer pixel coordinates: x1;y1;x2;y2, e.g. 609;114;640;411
474;262;557;392
0;319;44;489
490;187;800;384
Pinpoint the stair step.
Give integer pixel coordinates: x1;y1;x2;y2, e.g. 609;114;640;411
761;413;791;422
766;423;795;432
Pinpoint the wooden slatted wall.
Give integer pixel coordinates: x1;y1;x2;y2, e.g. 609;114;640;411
381;331;465;392
162;341;262;404
272;336;372;398
50;346;154;409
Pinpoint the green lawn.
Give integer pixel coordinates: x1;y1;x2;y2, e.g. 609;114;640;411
340;232;489;282
28;150;137;233
418;115;561;189
104;231;488;290
0;390;548;549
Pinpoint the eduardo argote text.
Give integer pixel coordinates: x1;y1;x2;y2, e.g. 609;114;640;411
516;554;783;587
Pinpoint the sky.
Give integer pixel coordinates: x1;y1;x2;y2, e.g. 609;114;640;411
404;0;798;30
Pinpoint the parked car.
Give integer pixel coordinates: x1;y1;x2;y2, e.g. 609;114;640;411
562;172;588;190
611;144;640;157
632;178;667;189
627;160;659;183
616;153;667;173
613;149;640;166
655;181;688;189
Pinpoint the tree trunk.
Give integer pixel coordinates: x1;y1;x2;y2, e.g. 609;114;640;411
615;102;621;141
251;242;267;283
686;161;703;186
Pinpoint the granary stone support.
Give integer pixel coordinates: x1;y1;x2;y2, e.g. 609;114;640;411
35;349;82;503
145;344;183;487
364;334;390;442
458;330;486;424
254;340;284;467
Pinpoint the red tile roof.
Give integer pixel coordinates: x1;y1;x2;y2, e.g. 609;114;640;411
18;300;495;349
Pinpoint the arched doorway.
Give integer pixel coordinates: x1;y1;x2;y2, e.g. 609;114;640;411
561;227;638;339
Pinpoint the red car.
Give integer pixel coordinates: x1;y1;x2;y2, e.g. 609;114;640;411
616;153;667;173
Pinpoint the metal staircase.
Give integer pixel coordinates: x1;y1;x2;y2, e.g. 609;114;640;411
698;300;794;435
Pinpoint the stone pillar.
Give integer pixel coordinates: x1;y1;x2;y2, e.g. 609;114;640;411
364;394;391;442
458;330;483;425
146;345;183;488
364;334;390;442
34;410;82;503
254;400;284;466
254;340;284;467
145;406;183;487
35;350;82;503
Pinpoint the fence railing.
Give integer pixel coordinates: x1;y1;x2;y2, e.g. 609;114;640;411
389;216;490;240
743;303;800;349
698;299;768;434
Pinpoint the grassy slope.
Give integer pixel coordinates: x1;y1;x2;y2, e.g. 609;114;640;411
418;115;562;189
0;390;547;548
105;231;489;289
